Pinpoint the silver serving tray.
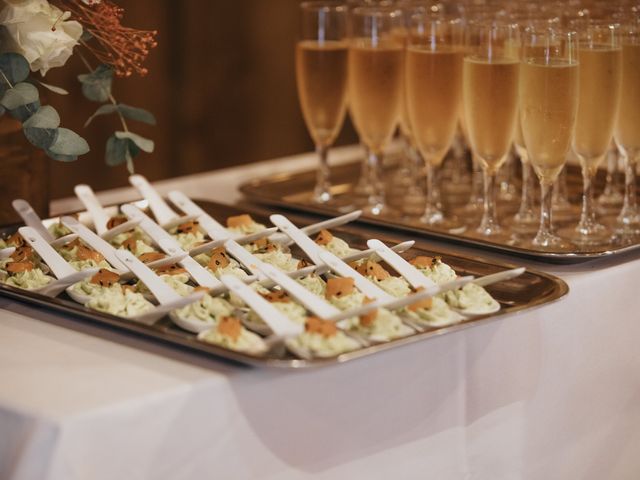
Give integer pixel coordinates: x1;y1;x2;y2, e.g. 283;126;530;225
0;200;568;369
239;159;639;263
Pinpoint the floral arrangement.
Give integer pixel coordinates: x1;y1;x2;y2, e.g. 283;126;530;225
0;0;157;172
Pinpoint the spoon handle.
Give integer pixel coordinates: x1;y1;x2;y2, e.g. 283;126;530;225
473;267;526;287
220;274;303;338
269;214;323;264
168;190;230;239
129;174;178;227
73;184;110;235
317;250;394;301
121;204;222;289
19;227;76;279
115;249;182;304
270;210;362;246
99;219;141;242
61;216;128;272
257;262;341;319
12;199;54;242
367;239;436;290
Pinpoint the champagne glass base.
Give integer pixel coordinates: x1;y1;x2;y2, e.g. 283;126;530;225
558;223;611;246
515;234;574;251
312;189;332;204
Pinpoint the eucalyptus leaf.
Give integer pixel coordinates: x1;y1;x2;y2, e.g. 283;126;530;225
23;105;60;129
9;100;39;122
114;131;154;153
117;105;156;125
46;150;78;162
84;104;118;127
0;53;30;85
24;127;58;149
1;82;39;109
37;81;69;95
48;128;90;156
78;65;113;102
105;134;130;166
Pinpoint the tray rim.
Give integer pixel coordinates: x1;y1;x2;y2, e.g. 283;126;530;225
0;199;569;369
238;162;638;264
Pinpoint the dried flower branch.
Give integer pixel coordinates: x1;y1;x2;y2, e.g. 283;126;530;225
50;0;158;77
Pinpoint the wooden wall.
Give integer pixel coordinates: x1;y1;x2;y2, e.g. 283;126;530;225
43;0;357;199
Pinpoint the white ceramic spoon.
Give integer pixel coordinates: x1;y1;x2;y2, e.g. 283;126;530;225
367;239;437;290
74;184;142;241
19;227;77;279
121;204;223;289
271;214;394;301
13;199;55;242
60;216;187;285
256;262;341;318
218;273;303;338
129;174;179;227
325;276;475;323
73;184;111;235
187;227;279;257
18;227;96;299
449;267;526;317
61;216;128;272
12;199;78;248
114;250;207;326
129;175;198;230
168;190;231;239
167;190;277;277
269;210;363;246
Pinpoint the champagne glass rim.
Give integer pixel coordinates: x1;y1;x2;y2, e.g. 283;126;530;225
300;1;348;13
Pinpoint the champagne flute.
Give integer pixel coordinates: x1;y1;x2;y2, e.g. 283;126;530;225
455;2;505;219
560;22;622;244
463;21;520;237
296;2;349;204
520;26;579;249
509;16;560;233
348;6;404;215
405;10;464;228
614;21;640;236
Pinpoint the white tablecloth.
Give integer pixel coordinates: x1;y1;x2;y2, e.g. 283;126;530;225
2;146;640;480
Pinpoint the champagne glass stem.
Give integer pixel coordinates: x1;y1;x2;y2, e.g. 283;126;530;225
515;157;535;222
364;148;384;214
469;154;484;205
618;152;639;225
576;164;598;234
421;161;443;224
313;144;331;203
534;180;555;246
478;169;500;235
552;167;570;208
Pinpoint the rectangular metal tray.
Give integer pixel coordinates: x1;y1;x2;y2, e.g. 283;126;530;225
0;200;568;369
239;159;638;263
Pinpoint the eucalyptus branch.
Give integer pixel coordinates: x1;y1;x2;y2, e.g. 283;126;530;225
77;44;129;132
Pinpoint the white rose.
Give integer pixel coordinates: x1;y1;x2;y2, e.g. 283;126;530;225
0;0;82;76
